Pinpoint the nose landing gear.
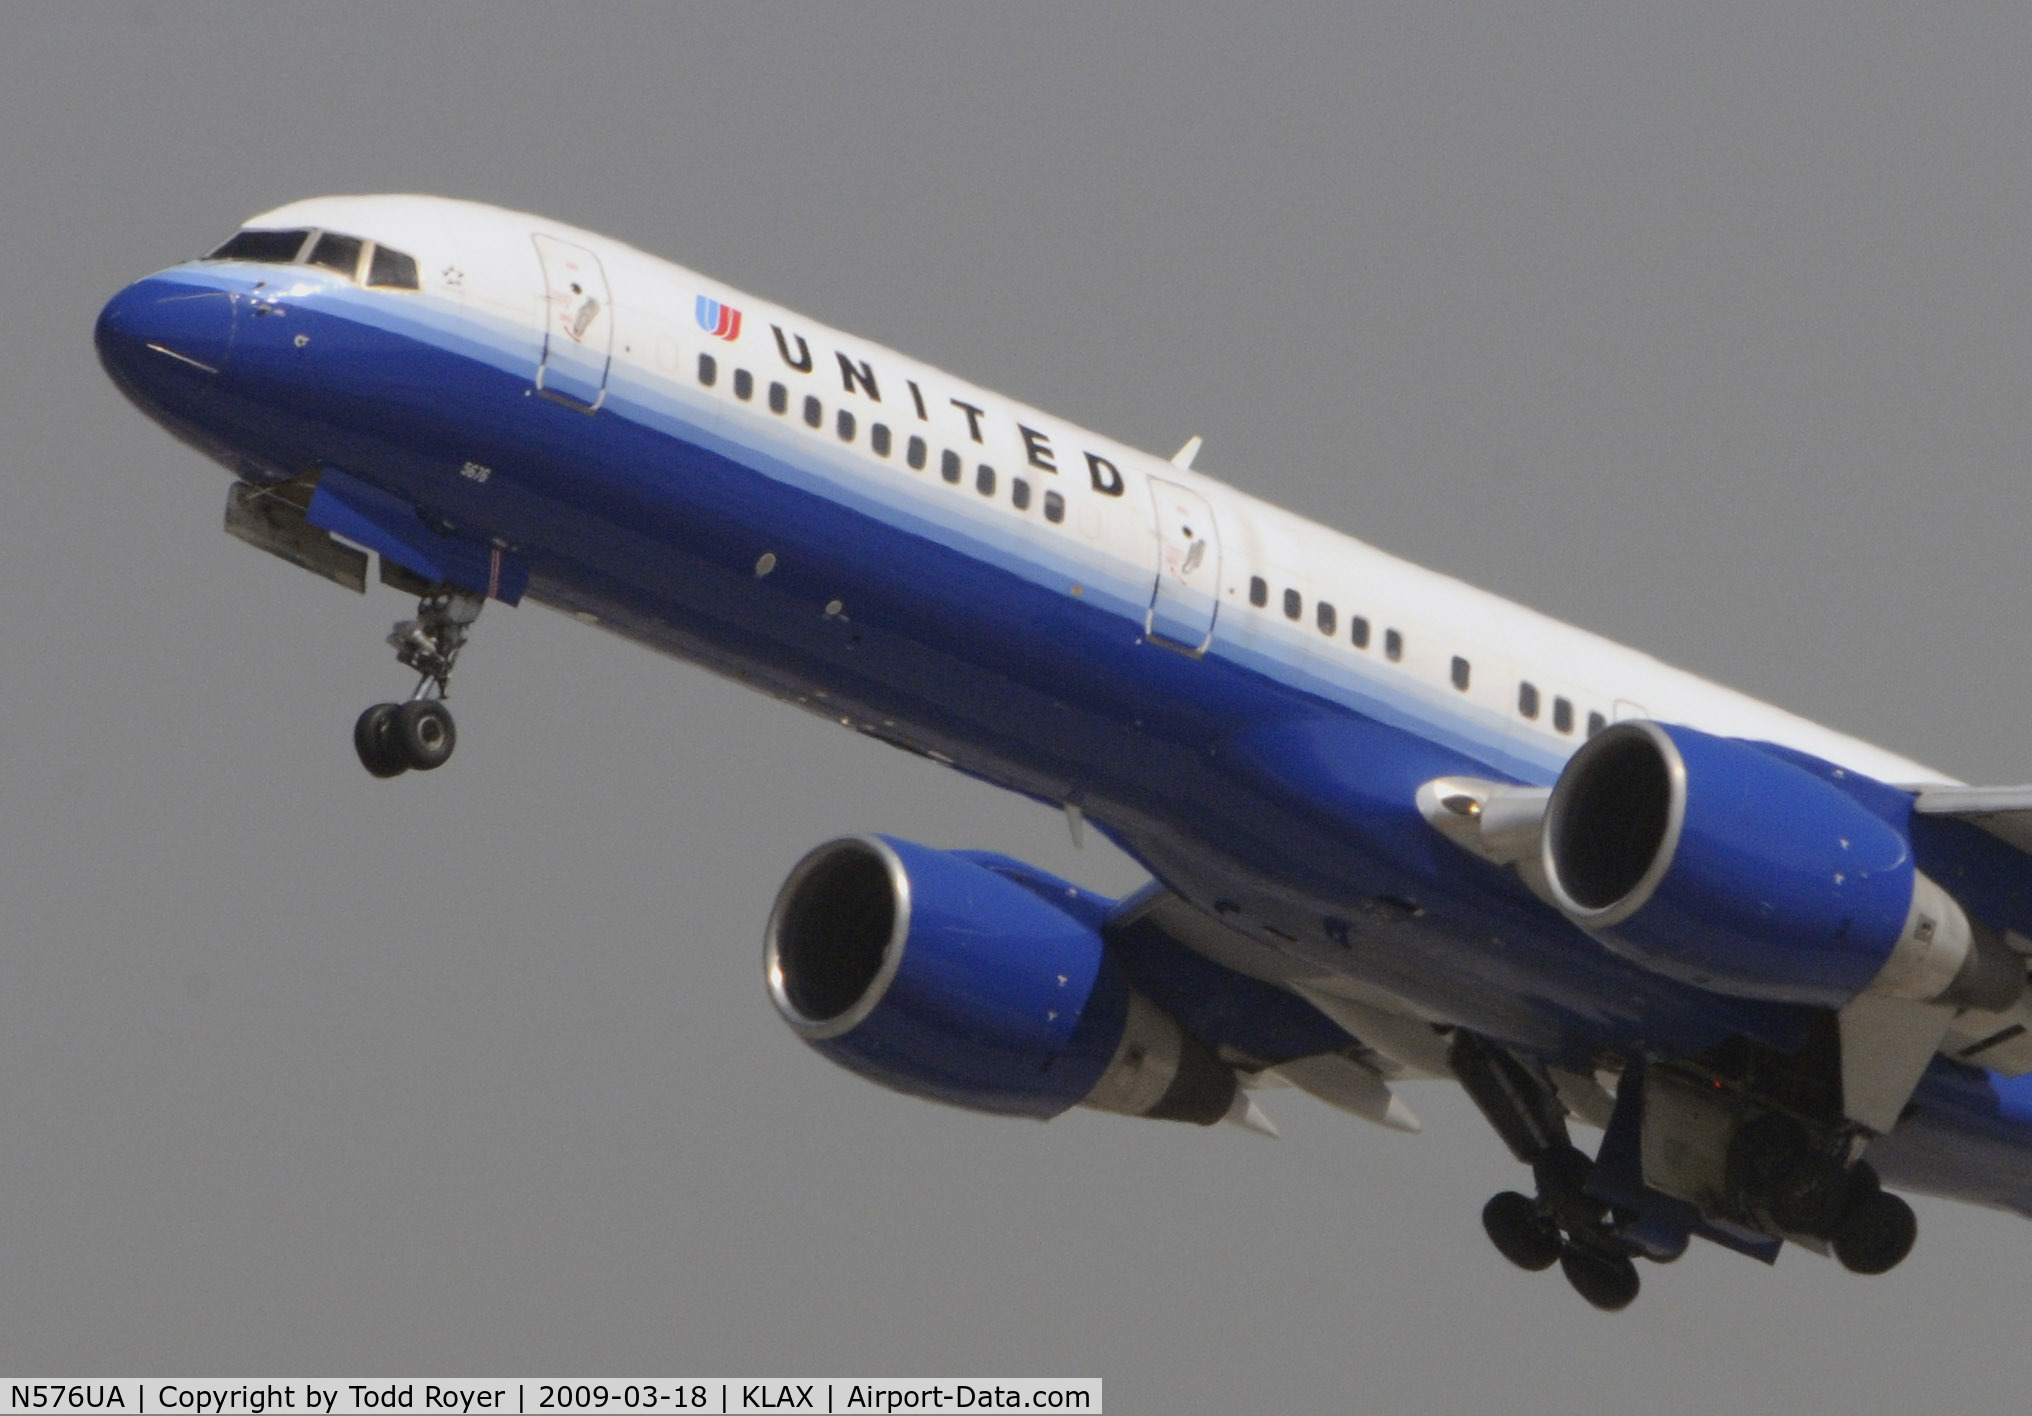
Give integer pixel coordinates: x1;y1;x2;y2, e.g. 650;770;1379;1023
354;698;457;776
353;588;482;777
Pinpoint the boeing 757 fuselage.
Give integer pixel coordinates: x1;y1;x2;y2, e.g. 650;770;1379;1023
96;196;2032;1310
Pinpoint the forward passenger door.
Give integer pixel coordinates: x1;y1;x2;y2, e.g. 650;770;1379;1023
532;232;614;410
1144;476;1222;656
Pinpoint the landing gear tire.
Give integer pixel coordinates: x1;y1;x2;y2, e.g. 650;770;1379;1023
354;585;483;778
1483;1191;1563;1272
1560;1245;1641;1312
354;703;409;778
1727;1110;1848;1236
1833;1188;1916;1276
394;698;456;771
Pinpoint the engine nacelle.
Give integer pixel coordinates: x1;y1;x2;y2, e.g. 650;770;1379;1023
1542;721;2022;1010
765;836;1240;1123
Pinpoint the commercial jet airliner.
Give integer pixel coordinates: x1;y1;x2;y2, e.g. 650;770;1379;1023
95;195;2032;1309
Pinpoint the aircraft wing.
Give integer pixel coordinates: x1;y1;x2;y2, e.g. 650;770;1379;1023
1901;786;2032;1072
1911;784;2032;855
1100;885;1455;1133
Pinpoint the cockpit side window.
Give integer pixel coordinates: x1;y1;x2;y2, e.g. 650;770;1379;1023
206;228;315;264
307;232;365;278
365;243;420;290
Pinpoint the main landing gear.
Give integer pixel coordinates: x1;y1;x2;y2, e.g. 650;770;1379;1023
1478;1146;1646;1311
1453;1033;1650;1311
1829;1165;1919;1276
1724;1110;1917;1276
1455;1033;1921;1309
353;587;482;778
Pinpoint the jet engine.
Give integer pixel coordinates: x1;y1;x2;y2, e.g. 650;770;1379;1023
1541;720;2023;1010
765;835;1244;1124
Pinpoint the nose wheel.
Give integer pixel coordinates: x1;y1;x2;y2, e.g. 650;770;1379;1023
355;698;457;777
354;587;481;778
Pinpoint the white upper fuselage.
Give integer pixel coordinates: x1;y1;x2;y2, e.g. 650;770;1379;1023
243;194;1945;793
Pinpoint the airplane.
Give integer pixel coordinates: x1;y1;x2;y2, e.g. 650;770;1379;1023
94;195;2032;1311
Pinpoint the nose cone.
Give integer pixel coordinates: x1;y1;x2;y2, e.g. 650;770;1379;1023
95;275;237;415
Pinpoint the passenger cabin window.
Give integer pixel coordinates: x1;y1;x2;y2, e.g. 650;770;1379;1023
803;396;823;429
871;423;891;457
1249;576;1268;608
1011;477;1031;510
1553;697;1574;734
365;244;420;290
941;449;962;484
1385;629;1403;661
1317;602;1337;636
769;382;788;414
1283;589;1302;621
1451;656;1470;691
697;354;717;387
1518;682;1540;719
206;228;314;264
1351;616;1370;649
837;409;856;442
907;435;927;470
1587;710;1607;738
734;369;754;401
307;233;364;278
976;464;996;497
1044;490;1065;523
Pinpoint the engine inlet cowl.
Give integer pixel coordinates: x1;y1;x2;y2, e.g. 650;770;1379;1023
1540;721;2008;1008
765;835;1238;1122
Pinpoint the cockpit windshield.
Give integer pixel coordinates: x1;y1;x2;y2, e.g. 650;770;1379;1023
207;228;315;264
203;226;420;290
306;232;364;276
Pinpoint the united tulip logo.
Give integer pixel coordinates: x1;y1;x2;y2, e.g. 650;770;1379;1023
696;296;742;341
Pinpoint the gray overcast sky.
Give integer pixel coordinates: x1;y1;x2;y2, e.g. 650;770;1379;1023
6;2;2032;1408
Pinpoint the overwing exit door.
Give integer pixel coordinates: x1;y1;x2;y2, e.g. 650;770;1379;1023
1145;476;1222;655
533;233;613;410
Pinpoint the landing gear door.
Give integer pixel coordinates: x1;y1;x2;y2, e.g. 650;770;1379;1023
532;233;613;410
1145;476;1222;656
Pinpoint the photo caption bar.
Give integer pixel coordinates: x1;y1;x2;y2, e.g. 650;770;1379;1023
0;1382;1102;1416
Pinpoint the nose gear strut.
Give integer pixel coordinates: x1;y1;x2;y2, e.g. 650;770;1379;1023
353;587;483;777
